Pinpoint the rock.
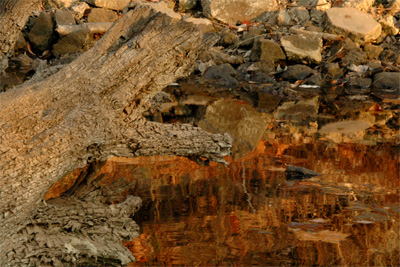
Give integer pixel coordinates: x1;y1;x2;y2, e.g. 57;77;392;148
200;48;244;65
379;49;400;64
83;0;131;11
342;37;359;51
241;27;262;47
254;60;275;73
220;31;239;47
52;28;92;57
71;2;90;19
282;64;315;82
280;34;323;63
179;0;197;10
324;62;344;79
379;15;399;36
348;77;372;88
290;7;310;25
275;96;319;122
257;91;281;112
286;165;321;180
199;99;271;157
250;38;286;63
28;12;54;52
201;0;279;25
339;0;374;12
185;18;214;34
363;43;383;60
49;0;77;8
326;7;382;43
55;10;76;26
277;10;291;26
88;8;119;23
373;72;400;89
341;49;367;66
250;71;275;83
306;73;322;86
14;32;27;53
203;63;239;88
319;120;372;143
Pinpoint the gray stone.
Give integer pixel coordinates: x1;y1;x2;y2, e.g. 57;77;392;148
241;27;262;47
348;77;372;88
200;48;244;65
280;34;323;63
28;12;54;52
88;8;119;23
203;63;239;88
201;0;279;25
254;60;275;74
83;0;131;10
373;72;400;89
250;38;286;63
341;49;367;66
326;7;382;43
277;10;291;26
52;29;92;57
220;31;239;47
55;10;76;26
290;7;310;25
282;64;315;82
306;73;323;86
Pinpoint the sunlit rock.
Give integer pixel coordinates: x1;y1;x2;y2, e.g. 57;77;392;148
280;34;323;64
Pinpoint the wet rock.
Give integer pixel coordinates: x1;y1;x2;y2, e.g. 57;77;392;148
250;38;286;63
71;2;90;19
200;48;244;65
341;49;367;66
203;63;239;88
83;0;130;10
52;28;92;57
324;63;344;79
282;64;315;82
88;8;119;23
199;99;271;157
348;77;372;88
28;12;54;52
275;96;319;122
201;0;279;25
280;34;323;63
373;72;400;89
220;31;239;47
326;7;382;43
364;43;383;60
290;7;310;25
55;10;76;26
277;10;291;26
339;0;374;12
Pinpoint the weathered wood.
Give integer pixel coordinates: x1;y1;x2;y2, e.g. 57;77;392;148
0;3;230;264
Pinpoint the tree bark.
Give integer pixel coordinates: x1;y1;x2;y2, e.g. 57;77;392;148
0;3;231;265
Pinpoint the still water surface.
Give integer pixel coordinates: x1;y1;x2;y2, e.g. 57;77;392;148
96;140;399;266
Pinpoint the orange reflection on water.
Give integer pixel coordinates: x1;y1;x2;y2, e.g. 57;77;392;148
92;139;399;266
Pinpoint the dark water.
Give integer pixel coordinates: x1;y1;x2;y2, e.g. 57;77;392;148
95;139;399;266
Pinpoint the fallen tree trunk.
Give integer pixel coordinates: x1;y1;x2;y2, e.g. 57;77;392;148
0;3;231;265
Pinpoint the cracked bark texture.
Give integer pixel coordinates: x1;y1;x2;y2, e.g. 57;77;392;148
0;3;231;265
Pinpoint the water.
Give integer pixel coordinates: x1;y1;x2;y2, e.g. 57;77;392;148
95;140;399;266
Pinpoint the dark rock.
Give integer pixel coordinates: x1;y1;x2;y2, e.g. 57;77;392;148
200;48;243;65
52;29;92;57
14;32;27;53
342;37;359;51
363;43;383;60
55;10;76;26
88;8;119;23
282;64;315;82
241;27;262;47
220;31;239;47
257;91;281;112
203;63;239;88
373;72;400;89
324;62;344;79
348;76;372;88
250;71;275;83
254;60;275;74
28;12;54;52
276;10;291;25
306;73;323;86
379;49;400;64
286;165;321;180
290;7;310;25
341;49;367;66
250;38;286;63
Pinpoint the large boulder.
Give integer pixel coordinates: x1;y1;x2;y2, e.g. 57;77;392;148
326;7;381;43
201;0;278;24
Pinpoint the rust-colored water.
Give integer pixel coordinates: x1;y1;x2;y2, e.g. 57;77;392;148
90;139;399;266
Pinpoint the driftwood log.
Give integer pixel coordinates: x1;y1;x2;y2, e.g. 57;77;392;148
0;2;231;265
